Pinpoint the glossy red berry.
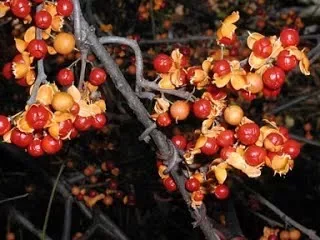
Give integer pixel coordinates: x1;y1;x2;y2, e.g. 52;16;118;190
219;33;237;46
220;146;235;160
92;113;107;129
153;54;173;73
41;135;63;154
2;62;13;80
236;123;260;145
262;66;286;90
0;115;11;136
264;132;284;152
56;0;74;17
268;235;278;240
108;179;118;190
252;37;273;58
276;50;298;71
192;190;205;202
263;87;281;98
239;90;256;101
280;28;300;47
27;139;44;157
10;128;33;148
34;10;52;29
74;116;92;131
70;102;80;115
163;177;177;192
27;39;48;59
216;130;234;147
89;68;107;86
25;104;50;130
192;99;211;119
171;135;187;150
214;184;230;200
200;137;219;155
213;60;231;76
32;0;44;3
185;178;201;192
279;126;289;139
282;139;300;159
244;145;267;166
57;68;74;86
206;85;227;100
156;112;171;127
10;0;31;18
58;119;73;138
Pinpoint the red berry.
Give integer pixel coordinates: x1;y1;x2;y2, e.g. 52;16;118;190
27;139;44;157
57;68;74;86
25;104;50;130
279;126;289;139
74;116;92;131
252;37;273;58
213;60;231;76
262;66;286;90
0;115;11;136
89;68;107;86
264;132;284;152
56;119;72;139
220;146;235;160
206;85;227;100
244;145;267;166
70;102;80;115
236;123;260;145
156;112;171;127
56;0;74;17
214;184;230;200
163;177;176;192
92;113;107;129
153;54;173;73
34;10;52;29
219;33;237;46
276;50;298;71
192;190;205;202
41;135;63;154
108;179;118;190
171;135;187;150
282;139;300;159
10;128;33;148
186;66;202;81
27;39;48;59
185;178;200;192
263;87;281;98
216;130;234;147
280;28;300;47
268;235;278;240
200;137;219;155
10;0;31;18
239;90;257;102
2;62;13;80
192;99;211;119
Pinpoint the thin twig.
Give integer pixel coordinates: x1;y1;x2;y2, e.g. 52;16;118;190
61;196;72;240
0;193;29;204
234;176;320;240
289;134;320;147
41;163;65;240
27;5;47;105
139;35;213;45
78;48;88;90
249;210;284;228
269;89;320;115
12;208;53;240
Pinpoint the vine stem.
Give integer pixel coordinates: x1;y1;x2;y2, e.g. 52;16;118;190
41;163;66;240
0;193;29;204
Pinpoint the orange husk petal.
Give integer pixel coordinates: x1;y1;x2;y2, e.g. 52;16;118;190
86;82;99;92
89;103;102;115
36;84;55;105
270;154;291;175
190;69;208;84
24;27;36;43
21;52;32;66
158;74;175;89
53;111;74;123
16;116;34;133
78;100;93;117
223;11;240;25
51;15;64;32
26;70;36;85
194;135;207;149
0;2;10;18
23;14;32;24
12;63;29;79
67;85;81;103
247;32;264;49
226;152;262;178
3;129;13;143
48;122;60;139
248;53;267;69
212;165;227;184
170;70;184;87
158;165;168;179
94;100;106;112
202;59;212;73
15;38;27;53
42;28;51;40
230;74;246;90
170;49;183;66
220;24;237;39
44;2;57;16
213;73;231;88
299;51;310;75
154;97;170;114
47;46;57;55
269;39;283;59
216;28;223;41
